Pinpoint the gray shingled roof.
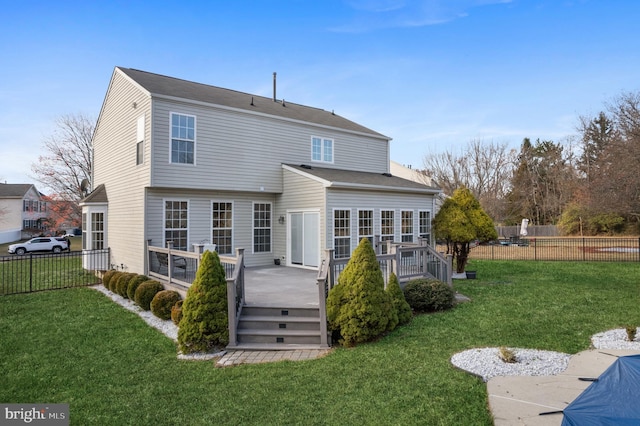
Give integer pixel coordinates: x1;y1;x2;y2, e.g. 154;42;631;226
117;67;387;139
284;164;440;193
80;184;108;204
0;183;35;198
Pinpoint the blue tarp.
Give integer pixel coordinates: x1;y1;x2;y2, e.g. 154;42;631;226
562;354;640;425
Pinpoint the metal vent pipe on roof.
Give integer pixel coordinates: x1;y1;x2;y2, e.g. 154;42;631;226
273;72;277;101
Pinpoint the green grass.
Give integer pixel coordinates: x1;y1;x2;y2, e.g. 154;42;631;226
1;261;639;425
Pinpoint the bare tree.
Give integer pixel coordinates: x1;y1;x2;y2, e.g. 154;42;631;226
423;139;516;222
31;114;94;202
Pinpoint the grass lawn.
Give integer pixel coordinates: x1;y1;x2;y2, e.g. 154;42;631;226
1;260;639;425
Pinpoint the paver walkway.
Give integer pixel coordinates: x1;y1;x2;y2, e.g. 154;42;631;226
216;349;331;367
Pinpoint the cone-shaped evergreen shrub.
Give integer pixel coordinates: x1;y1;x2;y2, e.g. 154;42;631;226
171;300;183;326
178;250;229;353
386;273;412;325
151;290;182;320
115;273;135;298
326;238;395;346
102;269;117;289
134;280;164;310
127;275;149;300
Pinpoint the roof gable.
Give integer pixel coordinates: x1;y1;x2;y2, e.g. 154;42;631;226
0;184;37;198
116;67;387;139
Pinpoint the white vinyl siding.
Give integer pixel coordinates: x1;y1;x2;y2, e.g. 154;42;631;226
151;99;388;191
170;112;195;164
212;201;233;255
333;209;351;258
164;200;189;250
253;202;272;253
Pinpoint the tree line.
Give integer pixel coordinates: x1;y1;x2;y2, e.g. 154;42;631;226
423;91;640;235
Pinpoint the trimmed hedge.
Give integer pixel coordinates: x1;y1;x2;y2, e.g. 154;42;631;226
403;278;455;313
102;270;118;290
108;271;124;293
171;300;183;326
127;275;149;301
134;280;164;311
151;290;182;320
115;273;135;298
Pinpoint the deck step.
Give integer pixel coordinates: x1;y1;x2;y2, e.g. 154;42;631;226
241;306;320;318
227;343;330;351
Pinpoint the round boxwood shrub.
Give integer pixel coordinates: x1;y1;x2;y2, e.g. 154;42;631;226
108;271;124;292
115;273;136;298
171;300;183;326
403;278;455;313
127;274;149;300
134;280;164;311
151;290;182;320
102;269;118;290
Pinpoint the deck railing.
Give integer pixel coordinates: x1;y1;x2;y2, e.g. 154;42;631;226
146;243;245;346
317;240;452;346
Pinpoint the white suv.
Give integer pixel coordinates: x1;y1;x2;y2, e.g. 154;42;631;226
8;237;69;255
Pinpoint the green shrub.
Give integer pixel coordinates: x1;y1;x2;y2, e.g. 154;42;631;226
115;273;135;298
134;280;164;311
403;278;455;313
178;250;229;353
108;271;123;292
386;273;412;325
171;300;184;326
326;238;395;346
151;290;182;320
127;275;149;300
102;269;118;289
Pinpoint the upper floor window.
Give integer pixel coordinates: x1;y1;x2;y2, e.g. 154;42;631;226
311;137;333;163
170;113;195;164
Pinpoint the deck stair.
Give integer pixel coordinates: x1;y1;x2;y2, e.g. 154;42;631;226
228;306;327;350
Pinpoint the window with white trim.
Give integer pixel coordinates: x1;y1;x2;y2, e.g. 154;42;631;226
380;210;394;254
253;203;271;253
401;210;414;243
311;136;333;163
212;201;233;255
164;200;188;250
82;213;88;250
358;209;373;245
91;212;105;250
170;113;195;164
419;211;431;242
136;115;145;165
333;209;351;258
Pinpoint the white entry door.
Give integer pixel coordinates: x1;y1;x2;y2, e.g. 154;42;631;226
289;211;319;268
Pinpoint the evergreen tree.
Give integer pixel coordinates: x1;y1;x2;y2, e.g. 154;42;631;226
433;186;497;273
386;273;412;325
178;250;228;353
326;238;395;346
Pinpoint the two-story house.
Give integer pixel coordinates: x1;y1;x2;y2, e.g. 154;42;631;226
83;67;441;275
0;183;48;244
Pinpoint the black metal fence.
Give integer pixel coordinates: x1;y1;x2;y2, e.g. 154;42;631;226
0;250;108;295
462;238;640;262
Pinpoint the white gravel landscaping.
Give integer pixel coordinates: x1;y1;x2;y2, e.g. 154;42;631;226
90;285;226;360
451;327;640;382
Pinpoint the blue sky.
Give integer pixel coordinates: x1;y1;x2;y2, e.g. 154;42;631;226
1;0;638;188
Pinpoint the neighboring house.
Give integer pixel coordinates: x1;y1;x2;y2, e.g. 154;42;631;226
389;160;446;214
0;183;48;244
83;67;441;274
